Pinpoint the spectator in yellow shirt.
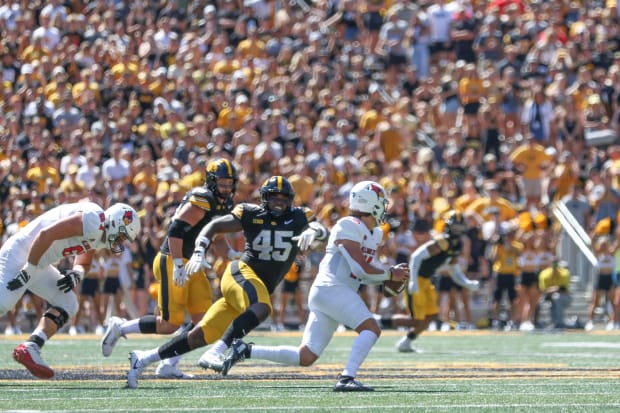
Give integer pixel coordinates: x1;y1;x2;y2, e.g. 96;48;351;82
132;160;159;197
236;26;265;60
509;134;553;209
26;154;60;194
539;259;573;329
458;63;485;124
466;181;518;222
217;94;253;131
488;224;523;330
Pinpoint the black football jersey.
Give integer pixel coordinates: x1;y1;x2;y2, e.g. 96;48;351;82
232;203;315;293
418;234;463;278
160;186;234;259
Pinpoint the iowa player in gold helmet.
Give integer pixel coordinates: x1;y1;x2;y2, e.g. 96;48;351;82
393;210;479;353
102;158;238;379
125;176;329;388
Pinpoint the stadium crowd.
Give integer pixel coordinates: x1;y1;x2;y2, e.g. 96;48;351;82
2;0;620;336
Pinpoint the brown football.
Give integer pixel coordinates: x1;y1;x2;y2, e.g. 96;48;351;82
383;279;406;297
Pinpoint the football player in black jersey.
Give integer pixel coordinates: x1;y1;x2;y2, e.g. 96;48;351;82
125;176;328;388
386;210;479;353
102;158;239;379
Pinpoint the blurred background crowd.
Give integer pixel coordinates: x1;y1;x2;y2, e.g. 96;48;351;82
2;0;620;335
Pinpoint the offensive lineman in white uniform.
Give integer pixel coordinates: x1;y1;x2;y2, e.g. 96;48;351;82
220;181;409;391
0;202;140;379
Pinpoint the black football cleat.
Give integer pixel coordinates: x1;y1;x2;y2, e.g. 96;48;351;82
333;375;374;392
220;339;252;376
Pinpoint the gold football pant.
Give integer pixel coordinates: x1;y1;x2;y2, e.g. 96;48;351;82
153;252;212;326
199;260;273;344
404;276;439;321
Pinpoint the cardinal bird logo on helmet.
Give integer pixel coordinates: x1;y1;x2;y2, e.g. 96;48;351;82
122;210;134;226
368;183;385;200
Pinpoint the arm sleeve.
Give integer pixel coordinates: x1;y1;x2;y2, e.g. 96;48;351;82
408;246;431;293
337;243;390;283
449;263;476;289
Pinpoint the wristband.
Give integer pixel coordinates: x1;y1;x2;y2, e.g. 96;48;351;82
227;248;239;259
195;236;211;251
71;268;85;279
377;268;391;282
22;262;35;274
309;223;327;240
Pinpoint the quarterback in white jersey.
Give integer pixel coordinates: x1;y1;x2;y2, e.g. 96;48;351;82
1;201;140;379
221;181;409;392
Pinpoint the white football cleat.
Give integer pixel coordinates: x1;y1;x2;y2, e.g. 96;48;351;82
101;316;126;357
127;351;147;389
584;320;594;332
198;349;225;372
155;362;195;379
396;336;417;353
13;342;54;379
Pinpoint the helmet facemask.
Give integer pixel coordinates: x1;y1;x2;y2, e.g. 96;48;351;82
206;159;238;200
108;227;129;254
260;176;295;217
444;211;466;237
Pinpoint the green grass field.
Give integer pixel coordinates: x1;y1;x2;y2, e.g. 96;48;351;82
1;329;620;412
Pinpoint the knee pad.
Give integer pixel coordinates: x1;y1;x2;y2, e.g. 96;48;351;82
44;306;70;329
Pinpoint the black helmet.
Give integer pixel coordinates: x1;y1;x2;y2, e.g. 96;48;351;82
206;158;238;199
444;210;466;236
260;176;295;217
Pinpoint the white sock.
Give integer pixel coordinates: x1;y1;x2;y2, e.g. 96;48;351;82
141;348;162;364
161;355;181;367
32;329;48;345
251;345;300;365
209;339;228;355
342;330;378;378
121;319;141;335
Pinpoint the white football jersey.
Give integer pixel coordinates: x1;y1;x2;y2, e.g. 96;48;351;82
313;216;384;290
8;202;108;266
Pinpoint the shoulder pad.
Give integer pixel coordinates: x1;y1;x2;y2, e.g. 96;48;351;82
301;206;316;222
231;203;261;220
435;235;450;251
187;187;214;211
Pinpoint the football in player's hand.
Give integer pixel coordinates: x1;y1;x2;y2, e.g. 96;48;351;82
383;279;406;297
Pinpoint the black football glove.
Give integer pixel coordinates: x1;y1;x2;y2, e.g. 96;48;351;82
6;269;30;291
57;270;83;293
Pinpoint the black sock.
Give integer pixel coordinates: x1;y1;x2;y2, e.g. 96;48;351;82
221;310;260;347
406;331;418;341
28;335;45;348
138;315;157;334
158;332;192;360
